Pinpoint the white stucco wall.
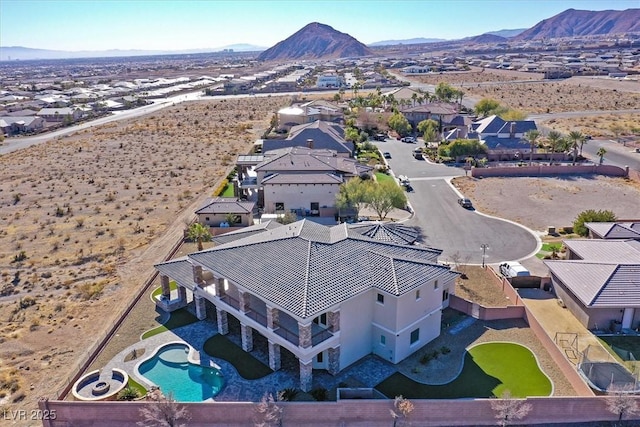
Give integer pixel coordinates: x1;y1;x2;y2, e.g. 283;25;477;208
338;291;374;369
263;183;339;214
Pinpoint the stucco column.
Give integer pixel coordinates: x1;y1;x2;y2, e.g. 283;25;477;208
215;277;226;298
194;294;206;320
299;359;313;392
238;290;250;313
266;306;279;330
268;340;281;371
328;310;340;333
298;322;312;348
241;323;253;352
192;265;203;285
216;307;229;335
177;286;187;303
328;346;340;375
160;275;171;299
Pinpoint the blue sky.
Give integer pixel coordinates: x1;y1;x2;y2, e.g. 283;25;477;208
1;0;638;51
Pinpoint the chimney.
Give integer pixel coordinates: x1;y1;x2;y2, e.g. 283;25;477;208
306;138;314;149
509;122;516;138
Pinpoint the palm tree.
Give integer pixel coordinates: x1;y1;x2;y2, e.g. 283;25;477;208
411;92;418;107
597;147;607;164
546;130;563;166
186;222;212;251
567;131;585;165
523;129;541;166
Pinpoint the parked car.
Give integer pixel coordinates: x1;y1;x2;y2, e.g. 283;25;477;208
413;147;423;159
401;136;416;143
383;152;392;159
398;175;410;185
457;198;473;208
499;261;530;278
373;133;387;141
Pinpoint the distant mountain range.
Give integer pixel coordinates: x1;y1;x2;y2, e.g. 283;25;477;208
0;44;266;61
514;8;640;40
2;8;639;61
257;22;373;61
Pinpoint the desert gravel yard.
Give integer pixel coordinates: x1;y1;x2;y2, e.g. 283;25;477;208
453;175;640;232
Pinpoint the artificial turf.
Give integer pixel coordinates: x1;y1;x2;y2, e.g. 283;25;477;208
203;334;273;380
375;342;552;399
141;308;198;339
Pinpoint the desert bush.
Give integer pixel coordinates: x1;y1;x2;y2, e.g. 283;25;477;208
310;387;329;401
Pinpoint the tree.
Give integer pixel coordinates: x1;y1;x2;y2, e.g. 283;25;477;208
545;130;564;165
387;111;411;137
474;98;500;117
336;177;369;219
411;92;418;107
365;180;407;221
597;147;607;165
435;82;456;102
567;131;585;165
605;384;640;422
499;109;527;121
345;126;360;142
438;139;487;160
137;392;191;427
573;209;617;237
523;129;541;166
254;392;283;427
490;391;532;427
186;222;212;251
277;211;298;225
390;395;414;427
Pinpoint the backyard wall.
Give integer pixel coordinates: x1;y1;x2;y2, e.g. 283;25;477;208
39;396;639;427
471;164;628;178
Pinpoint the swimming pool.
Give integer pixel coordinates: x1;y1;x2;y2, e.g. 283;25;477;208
137;343;224;402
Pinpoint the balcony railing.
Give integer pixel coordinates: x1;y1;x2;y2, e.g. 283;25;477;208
220;294;240;310
312;328;334;346
273;325;299;346
245;309;267;327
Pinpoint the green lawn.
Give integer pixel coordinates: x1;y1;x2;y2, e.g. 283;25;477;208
127;377;147;396
203;334;273;380
375;172;394;183
141;308;198;339
376;342;552;399
220;185;235;198
151;280;177;299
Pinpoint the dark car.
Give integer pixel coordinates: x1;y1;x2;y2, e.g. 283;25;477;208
404;184;414;192
458;198;473;208
383;152;392;159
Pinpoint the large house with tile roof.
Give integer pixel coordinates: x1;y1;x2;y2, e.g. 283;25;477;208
237;146;372;217
545;238;640;331
195;197;256;227
468;115;538;160
263;120;353;157
585;222;640;240
276;100;343;132
155;219;459;391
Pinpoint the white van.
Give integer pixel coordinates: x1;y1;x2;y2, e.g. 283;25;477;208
499;261;530;278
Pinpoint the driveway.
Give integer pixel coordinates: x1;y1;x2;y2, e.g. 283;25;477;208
381;138;539;264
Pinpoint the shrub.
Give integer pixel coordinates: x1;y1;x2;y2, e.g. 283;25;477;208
440;346;451;355
278;388;299;401
573;209;617;237
117;386;140;401
212;179;229;197
310;387;328;401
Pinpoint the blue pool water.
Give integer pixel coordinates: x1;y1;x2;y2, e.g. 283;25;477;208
137;343;224;402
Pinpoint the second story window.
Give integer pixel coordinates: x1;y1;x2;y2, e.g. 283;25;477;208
377;293;385;304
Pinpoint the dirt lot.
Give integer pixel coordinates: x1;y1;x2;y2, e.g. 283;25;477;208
0;96;290;413
452;175;640;232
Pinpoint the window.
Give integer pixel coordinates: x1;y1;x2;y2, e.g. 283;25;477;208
410;328;420;345
442;289;450;301
380;335;386;346
275;202;284;211
415;289;421;300
317;352;323;363
434;279;439;290
377;293;385;304
205;217;210;221
313;313;327;326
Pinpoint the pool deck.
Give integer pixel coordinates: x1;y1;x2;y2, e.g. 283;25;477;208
102;320;397;402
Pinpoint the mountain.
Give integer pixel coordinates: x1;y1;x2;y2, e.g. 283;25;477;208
515;8;640;40
0;45;266;61
466;34;507;44
257;22;373;61
484;28;526;38
369;37;446;47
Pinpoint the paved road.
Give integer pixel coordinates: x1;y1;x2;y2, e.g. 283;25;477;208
380;138;539;264
580;139;640;171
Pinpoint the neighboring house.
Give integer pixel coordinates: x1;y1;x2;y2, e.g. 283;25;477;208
264;120;353;157
36;107;82;123
585;222;640;240
276;100;343;131
0;116;45;135
195;197;256;227
316;73;344;88
236;147;372;217
468;115;538;161
545;239;640;330
155;219;459;391
399;103;458;129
